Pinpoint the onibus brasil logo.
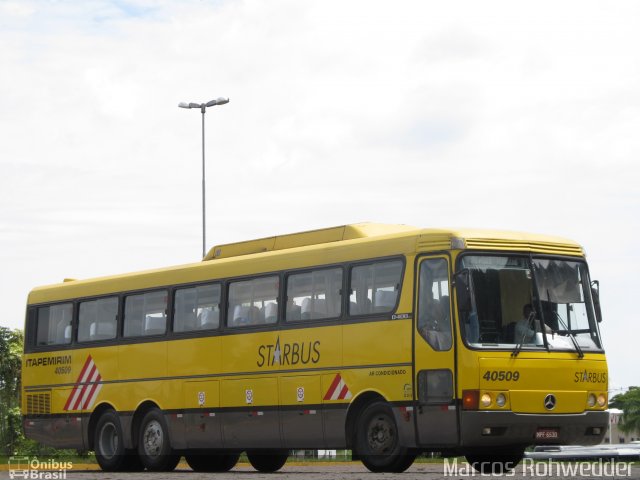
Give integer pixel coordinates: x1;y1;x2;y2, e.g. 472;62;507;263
8;457;72;479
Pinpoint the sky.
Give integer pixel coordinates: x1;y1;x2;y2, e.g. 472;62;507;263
1;0;638;393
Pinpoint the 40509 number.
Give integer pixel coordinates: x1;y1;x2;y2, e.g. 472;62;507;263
482;370;520;382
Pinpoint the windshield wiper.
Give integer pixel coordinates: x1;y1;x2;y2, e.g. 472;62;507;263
511;311;535;357
552;311;584;359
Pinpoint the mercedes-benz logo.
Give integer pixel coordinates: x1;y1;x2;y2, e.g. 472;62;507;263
544;394;557;410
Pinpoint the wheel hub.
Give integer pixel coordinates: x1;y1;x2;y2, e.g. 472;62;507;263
98;422;118;459
368;415;395;454
142;420;163;457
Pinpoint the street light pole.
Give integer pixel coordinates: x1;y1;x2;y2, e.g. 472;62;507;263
200;105;206;261
178;97;229;258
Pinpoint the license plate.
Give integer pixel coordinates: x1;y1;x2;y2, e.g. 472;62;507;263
535;428;559;440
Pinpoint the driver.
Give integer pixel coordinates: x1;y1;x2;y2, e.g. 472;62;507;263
515;304;553;343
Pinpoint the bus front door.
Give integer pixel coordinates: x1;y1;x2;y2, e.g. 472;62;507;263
413;255;458;447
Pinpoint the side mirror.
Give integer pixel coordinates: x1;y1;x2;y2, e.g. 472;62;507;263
591;280;603;323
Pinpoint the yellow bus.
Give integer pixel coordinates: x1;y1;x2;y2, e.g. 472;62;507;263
21;223;608;473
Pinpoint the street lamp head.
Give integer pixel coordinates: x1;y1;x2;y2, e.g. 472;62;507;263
179;102;203;109
205;97;230;107
182;98;229;109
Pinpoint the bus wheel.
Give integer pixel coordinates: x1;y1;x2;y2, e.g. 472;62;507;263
94;410;142;471
137;408;180;471
94;410;124;471
355;401;415;473
185;451;240;472
465;451;524;474
247;449;289;473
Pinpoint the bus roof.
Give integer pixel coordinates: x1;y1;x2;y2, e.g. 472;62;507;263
203;223;419;261
27;223;584;305
205;222;583;261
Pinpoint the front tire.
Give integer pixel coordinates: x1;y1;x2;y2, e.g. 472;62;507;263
247;449;289;473
137;408;180;471
185;451;239;472
355;401;415;472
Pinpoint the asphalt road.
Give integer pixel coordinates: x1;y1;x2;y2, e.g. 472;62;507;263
5;460;639;480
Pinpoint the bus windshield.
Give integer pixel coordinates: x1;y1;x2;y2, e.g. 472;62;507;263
457;255;603;352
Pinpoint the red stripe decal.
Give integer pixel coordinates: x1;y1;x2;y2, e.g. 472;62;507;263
323;374;342;400
63;386;80;411
81;374;102;410
338;384;350;400
72;364;97;410
77;356;94;383
63;355;100;411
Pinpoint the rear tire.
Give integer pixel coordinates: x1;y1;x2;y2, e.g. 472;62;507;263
93;410;126;472
137;408;180;471
94;410;142;472
247;449;289;473
185;451;239;472
355;401;415;472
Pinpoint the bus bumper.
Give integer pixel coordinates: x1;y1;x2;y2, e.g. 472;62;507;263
23;415;85;450
459;410;609;447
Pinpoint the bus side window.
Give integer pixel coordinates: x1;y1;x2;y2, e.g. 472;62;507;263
36;303;73;346
78;297;118;342
349;260;402;316
124;291;167;337
227;276;279;328
174;284;220;333
286;267;342;322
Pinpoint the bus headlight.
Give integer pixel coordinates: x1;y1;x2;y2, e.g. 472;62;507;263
481;393;492;407
587;393;597;407
496;393;507;408
597;394;607;407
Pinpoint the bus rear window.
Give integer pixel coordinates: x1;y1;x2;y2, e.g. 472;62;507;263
36;303;73;346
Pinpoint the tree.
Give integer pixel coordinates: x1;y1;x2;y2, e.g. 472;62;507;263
0;327;23;454
609;387;640;434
